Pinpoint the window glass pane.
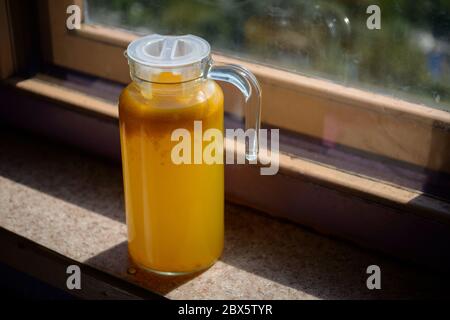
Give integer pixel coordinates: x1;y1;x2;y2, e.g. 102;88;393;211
83;0;450;201
86;0;450;112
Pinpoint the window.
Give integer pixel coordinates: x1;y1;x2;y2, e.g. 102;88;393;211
85;0;450;113
37;0;450;201
0;0;446;198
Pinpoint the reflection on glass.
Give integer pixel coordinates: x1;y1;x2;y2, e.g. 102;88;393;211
86;0;450;111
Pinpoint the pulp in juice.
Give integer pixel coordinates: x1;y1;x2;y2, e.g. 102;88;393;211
118;75;224;274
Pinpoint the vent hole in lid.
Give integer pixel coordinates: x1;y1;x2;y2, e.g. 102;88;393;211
172;40;193;58
143;39;165;57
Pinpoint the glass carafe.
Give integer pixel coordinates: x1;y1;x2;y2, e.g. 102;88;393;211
119;34;261;275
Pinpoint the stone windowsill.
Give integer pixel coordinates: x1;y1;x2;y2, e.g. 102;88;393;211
0;129;447;299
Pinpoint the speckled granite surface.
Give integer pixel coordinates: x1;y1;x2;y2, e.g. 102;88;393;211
0;130;449;299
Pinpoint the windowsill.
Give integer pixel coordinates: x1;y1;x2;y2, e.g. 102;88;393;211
2;72;450;274
1;128;449;299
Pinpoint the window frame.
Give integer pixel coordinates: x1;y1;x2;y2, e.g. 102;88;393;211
0;0;14;79
39;0;450;174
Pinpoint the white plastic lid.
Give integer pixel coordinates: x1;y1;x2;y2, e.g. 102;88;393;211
126;34;212;83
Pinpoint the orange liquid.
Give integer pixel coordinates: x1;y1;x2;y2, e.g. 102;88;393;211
118;76;224;274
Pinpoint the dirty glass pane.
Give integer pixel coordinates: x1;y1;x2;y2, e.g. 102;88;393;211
86;0;450;112
84;0;450;200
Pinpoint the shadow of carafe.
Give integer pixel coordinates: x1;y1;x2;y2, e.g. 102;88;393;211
84;241;206;296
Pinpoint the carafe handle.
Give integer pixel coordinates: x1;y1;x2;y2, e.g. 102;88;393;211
207;62;261;161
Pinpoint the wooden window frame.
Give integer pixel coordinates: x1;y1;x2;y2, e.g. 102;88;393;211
0;0;14;79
